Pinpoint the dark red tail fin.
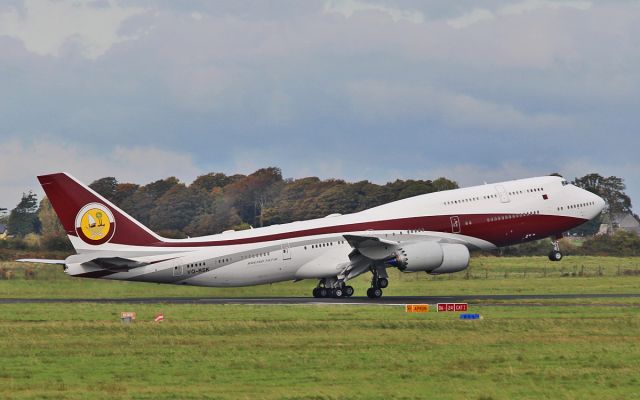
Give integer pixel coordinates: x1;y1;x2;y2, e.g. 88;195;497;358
39;173;163;250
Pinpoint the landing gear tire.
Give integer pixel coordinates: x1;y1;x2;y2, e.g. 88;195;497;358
312;288;320;298
333;288;344;298
548;250;563;262
344;286;354;297
367;287;383;299
318;287;329;298
377;278;389;288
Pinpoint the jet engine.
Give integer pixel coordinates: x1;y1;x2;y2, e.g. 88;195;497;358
387;242;470;275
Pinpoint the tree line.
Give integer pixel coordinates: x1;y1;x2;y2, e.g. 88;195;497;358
0;169;635;255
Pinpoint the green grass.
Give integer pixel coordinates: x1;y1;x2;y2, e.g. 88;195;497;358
1;256;639;299
0;256;639;399
0;303;639;399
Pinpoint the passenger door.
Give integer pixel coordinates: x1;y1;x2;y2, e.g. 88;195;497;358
450;216;461;234
281;242;292;261
495;185;510;203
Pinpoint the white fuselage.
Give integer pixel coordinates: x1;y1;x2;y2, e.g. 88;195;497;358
64;176;604;286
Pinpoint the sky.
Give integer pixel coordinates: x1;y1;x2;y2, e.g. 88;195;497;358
0;0;639;211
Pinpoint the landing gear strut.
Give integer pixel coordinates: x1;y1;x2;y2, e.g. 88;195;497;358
367;267;388;299
312;279;354;298
548;238;563;262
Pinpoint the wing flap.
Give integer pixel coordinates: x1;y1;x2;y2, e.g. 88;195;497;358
343;234;400;260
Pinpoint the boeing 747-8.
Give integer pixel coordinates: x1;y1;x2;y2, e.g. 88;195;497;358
19;173;605;298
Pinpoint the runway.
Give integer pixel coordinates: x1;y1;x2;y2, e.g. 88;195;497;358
1;293;638;306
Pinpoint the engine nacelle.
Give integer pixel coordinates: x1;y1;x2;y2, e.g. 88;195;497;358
389;242;470;274
429;244;470;275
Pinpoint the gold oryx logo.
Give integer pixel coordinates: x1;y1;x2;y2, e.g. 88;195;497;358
75;203;116;244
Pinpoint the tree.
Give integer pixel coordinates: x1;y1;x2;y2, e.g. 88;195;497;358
186;188;243;236
225;167;283;227
0;207;7;224
8;192;41;237
113;183;140;206
432;177;459;192
580;230;640;256
573;173;632;214
89;177;118;201
149;183;209;236
38;198;73;251
571;173;632;236
38;198;64;236
118;178;181;226
262;177;345;225
191;173;232;192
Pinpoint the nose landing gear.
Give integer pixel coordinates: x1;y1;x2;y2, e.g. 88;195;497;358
548;238;563;262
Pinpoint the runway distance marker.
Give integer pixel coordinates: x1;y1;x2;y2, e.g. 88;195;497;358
437;303;468;312
405;304;430;313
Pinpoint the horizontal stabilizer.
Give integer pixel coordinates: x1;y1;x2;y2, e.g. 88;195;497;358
84;257;147;272
16;259;66;265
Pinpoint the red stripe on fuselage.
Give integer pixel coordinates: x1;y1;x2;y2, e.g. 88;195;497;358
92;213;584;248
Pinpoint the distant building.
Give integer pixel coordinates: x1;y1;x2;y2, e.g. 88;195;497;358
0;224;7;240
598;213;640;235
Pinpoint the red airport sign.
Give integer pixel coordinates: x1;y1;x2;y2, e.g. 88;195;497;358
437;303;468;312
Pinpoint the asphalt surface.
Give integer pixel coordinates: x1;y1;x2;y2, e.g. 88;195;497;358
0;293;638;305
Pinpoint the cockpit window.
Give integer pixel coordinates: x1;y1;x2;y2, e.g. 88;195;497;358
561;180;569;186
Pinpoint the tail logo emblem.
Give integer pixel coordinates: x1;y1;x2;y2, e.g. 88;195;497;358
75;203;116;245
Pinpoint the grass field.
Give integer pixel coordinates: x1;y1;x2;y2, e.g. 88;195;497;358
0;256;639;399
1;256;639;299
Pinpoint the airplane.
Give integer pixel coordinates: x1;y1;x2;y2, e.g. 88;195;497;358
19;173;605;298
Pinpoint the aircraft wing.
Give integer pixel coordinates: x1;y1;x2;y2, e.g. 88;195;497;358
342;234;400;260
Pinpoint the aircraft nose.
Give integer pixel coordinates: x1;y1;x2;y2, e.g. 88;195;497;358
586;191;606;217
595;194;606;213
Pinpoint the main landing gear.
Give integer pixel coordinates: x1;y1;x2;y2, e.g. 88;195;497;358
312;279;354;298
548;237;563;262
366;268;388;299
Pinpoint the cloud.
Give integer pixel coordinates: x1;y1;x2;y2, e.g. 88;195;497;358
447;0;591;29
345;80;573;133
0;138;202;208
324;0;424;23
0;1;638;212
0;0;148;59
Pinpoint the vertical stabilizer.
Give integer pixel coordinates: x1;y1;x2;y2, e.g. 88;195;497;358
38;173;164;251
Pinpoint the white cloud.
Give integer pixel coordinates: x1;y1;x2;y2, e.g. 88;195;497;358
346;80;573;132
0;0;148;59
446;8;494;29
0;138;202;208
447;0;591;29
324;0;424;23
500;0;591;16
